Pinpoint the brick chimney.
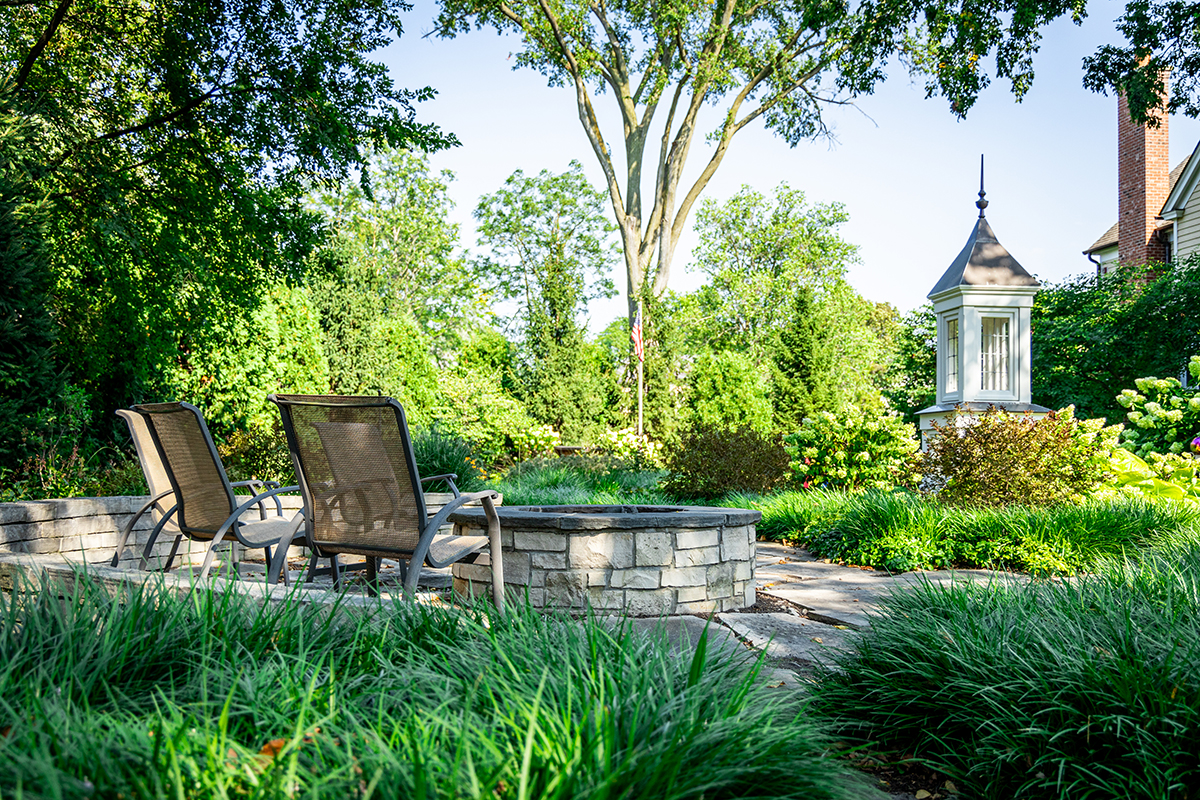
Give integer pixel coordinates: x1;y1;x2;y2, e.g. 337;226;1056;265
1118;89;1170;267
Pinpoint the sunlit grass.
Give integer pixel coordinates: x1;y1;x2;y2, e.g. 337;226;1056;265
0;574;879;799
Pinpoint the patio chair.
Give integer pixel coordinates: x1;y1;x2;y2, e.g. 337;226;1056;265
110;409;288;572
116;402;305;584
269;394;504;609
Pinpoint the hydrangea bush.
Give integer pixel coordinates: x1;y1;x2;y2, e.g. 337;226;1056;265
601;427;664;468
784;409;920;491
1117;356;1200;456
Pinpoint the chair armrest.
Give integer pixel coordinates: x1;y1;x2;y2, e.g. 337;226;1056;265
421;473;461;497
231;479;284;518
109;489;176;567
213;485;304;548
413;489;501;565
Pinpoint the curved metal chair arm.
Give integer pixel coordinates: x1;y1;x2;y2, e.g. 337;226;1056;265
231;479;285;519
418;489;501;558
110;489;176;567
211;485;302;548
407;490;504;612
420;473;461;498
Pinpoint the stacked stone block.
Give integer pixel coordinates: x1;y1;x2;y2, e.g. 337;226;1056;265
449;505;759;615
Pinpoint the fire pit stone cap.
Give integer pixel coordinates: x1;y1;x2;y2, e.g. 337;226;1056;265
445;504;761;530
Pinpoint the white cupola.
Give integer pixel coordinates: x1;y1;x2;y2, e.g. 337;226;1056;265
917;160;1049;444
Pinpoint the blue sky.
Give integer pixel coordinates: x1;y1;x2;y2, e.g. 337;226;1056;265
380;1;1200;325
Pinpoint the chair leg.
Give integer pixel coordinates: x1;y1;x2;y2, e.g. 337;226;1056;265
305;551;319;582
196;536;226;581
160;535;183;573
268;543;291;586
330;554;342;590
483;495;506;614
366;556;379;597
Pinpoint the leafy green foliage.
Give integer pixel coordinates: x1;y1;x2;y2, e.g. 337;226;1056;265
682;351;773;434
689;185;857;359
1083;0;1200;124
770;286;834;432
435;367;539;465
784;407;920;491
6;0;452;447
1032;259;1200;421
922;406;1120;507
312;148;483;358
218;418;297;486
0;90;62;465
0;575;877;800
662;423;790;499
877;305;937;427
1115;359;1200;456
813;544;1200;797
474;162;617;444
1105;447;1200;505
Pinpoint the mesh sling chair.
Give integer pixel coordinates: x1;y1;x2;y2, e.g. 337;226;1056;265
119;402;305;584
110;409;291;572
269;394;505;608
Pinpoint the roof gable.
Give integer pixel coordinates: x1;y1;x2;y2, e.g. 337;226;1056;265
929;216;1040;298
1162;145;1200;219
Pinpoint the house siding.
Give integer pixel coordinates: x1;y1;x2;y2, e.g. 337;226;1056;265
1174;192;1200;259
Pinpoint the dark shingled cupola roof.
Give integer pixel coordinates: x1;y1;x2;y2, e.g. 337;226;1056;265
928;160;1040;298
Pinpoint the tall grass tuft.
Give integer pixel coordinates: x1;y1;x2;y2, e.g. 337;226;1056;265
811;544;1200;798
490;455;672;506
0;574;879;799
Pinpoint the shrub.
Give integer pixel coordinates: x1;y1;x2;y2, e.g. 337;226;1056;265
434;367;539;464
662;422;789;498
812;544;1200;797
600;427;664;469
922;405;1118;507
510;423;560;461
218;418;296;485
784;407;919;491
1116;357;1200;456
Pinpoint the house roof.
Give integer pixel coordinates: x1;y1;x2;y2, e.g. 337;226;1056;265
1161;145;1200;219
1084;155;1192;254
928;214;1040;298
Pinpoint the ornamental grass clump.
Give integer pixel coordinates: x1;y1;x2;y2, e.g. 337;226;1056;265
812;543;1200;798
922;405;1118;507
0;574;878;800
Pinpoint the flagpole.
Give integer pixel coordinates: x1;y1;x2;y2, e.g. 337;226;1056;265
636;299;644;436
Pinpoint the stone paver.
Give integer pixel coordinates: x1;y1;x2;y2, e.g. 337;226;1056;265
716;611;859;666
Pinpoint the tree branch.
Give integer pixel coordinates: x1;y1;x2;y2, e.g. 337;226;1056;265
14;0;74;90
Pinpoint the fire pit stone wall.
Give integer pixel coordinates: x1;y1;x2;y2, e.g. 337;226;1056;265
448;505;760;615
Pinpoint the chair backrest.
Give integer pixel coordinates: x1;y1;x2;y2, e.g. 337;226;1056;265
132;402;236;537
270;395;426;556
116;409;181;532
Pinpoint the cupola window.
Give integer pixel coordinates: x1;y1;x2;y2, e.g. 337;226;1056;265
980;316;1011;392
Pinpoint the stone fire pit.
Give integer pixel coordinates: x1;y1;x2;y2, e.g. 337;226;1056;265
447;505;760;615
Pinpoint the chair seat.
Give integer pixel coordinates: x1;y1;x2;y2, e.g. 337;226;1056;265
427;534;489;569
190;514;302;548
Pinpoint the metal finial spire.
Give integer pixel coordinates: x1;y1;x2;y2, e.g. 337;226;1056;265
976;154;988;218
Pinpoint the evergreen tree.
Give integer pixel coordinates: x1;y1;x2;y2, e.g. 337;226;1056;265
0;96;63;464
770;286;833;433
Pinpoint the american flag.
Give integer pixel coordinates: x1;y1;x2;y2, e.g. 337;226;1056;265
631;306;644;363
